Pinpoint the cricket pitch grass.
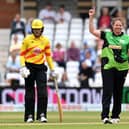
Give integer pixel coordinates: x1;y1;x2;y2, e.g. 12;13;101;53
0;111;129;129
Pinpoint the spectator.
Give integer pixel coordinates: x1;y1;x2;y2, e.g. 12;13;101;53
93;55;101;73
5;49;23;86
66;41;80;61
112;9;127;29
80;41;97;65
60;71;68;87
9;34;22;55
55;4;72;24
80;43;87;63
10;13;25;37
97;7;111;29
78;50;94;88
126;7;129;28
53;43;66;69
38;2;56;23
25;17;34;34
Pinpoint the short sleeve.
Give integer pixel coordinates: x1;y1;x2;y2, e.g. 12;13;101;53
100;31;106;40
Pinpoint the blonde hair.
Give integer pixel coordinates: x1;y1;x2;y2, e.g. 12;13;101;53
111;17;124;26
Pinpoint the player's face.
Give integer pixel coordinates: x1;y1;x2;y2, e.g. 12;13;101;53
112;20;123;35
32;29;42;37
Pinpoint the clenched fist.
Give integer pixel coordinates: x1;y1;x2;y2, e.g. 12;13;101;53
89;8;95;17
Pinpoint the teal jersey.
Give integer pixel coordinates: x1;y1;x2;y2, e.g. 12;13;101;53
101;31;129;71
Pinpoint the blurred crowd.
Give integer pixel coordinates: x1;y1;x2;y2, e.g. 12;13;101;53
3;3;129;88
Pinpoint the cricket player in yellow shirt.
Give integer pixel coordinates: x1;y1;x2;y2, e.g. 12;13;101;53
20;19;56;123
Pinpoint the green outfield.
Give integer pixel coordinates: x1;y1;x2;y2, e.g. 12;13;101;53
0;111;129;129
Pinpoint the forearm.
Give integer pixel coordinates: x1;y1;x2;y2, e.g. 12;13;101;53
88;9;101;38
89;16;95;33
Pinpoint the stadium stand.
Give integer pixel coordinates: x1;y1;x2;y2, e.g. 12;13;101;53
68;18;83;48
54;23;69;48
43;22;55;49
1;0;129;88
66;61;80;87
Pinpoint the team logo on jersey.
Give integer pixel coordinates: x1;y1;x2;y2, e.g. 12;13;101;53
109;45;122;49
31;40;34;43
33;47;42;55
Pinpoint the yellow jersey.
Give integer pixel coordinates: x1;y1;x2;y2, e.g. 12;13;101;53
20;34;54;70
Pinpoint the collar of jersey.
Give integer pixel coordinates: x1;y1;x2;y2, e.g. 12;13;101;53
32;34;42;39
112;32;124;37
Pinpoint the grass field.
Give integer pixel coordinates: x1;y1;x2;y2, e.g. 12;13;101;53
0;111;129;129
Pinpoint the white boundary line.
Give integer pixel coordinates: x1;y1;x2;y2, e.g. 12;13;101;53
0;122;129;126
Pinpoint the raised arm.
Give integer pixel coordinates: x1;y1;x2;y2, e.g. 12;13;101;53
89;8;101;38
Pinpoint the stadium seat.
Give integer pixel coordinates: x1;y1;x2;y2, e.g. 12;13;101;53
84;18;97;30
89;72;102;88
54;67;65;83
43;23;55;43
10;34;24;45
66;61;80;87
71;18;83;24
54;23;69;48
68;20;83;48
